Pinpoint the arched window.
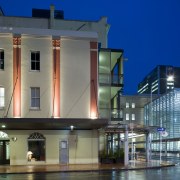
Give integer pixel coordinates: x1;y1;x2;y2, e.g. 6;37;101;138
0;131;9;139
27;132;45;161
0;131;10;164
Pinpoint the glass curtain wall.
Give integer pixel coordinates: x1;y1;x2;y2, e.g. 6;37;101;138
144;88;180;152
98;48;124;121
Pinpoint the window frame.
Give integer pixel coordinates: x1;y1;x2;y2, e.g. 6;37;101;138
126;102;129;108
132;103;135;108
27;132;46;162
126;113;129;120
132;113;135;120
0;87;5;109
30;87;40;109
30;51;40;71
0;49;4;70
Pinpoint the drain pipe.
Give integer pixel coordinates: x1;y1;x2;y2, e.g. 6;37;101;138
50;4;55;29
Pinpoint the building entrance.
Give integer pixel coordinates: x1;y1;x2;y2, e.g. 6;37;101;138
0;140;10;165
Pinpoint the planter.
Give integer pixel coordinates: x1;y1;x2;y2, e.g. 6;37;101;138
100;157;115;164
115;157;124;163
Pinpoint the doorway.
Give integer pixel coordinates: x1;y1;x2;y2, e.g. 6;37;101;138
59;140;69;164
0;140;10;165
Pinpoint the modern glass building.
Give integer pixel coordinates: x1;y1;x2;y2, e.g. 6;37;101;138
138;65;180;95
144;88;180;152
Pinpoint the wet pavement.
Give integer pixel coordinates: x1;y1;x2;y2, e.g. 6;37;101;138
0;160;175;174
0;166;180;180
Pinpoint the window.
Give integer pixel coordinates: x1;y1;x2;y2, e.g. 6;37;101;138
31;51;40;71
0;50;4;70
126;102;129;108
132;103;135;108
0;87;5;108
126;113;129;120
31;87;40;109
132;114;135;120
27;132;45;161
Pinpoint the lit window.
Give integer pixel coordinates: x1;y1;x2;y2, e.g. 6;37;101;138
0;87;5;108
31;87;40;109
31;51;40;71
126;113;129;120
132;103;135;108
27;132;45;161
126;102;129;108
167;76;174;82
132;114;135;120
0;50;4;70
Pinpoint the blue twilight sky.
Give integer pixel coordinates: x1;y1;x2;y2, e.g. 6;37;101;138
0;0;180;94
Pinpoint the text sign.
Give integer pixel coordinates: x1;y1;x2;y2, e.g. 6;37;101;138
157;127;166;132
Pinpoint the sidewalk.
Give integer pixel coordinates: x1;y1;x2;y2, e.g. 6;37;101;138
0;160;175;174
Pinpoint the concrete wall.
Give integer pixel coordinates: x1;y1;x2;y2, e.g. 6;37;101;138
60;39;90;118
7;130;98;165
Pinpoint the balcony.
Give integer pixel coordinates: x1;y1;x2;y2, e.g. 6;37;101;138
99;108;123;121
99;73;123;87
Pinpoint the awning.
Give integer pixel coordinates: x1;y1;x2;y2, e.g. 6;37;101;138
104;123;158;134
0;118;108;130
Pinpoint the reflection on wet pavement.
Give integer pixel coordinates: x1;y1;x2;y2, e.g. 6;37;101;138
1;166;180;180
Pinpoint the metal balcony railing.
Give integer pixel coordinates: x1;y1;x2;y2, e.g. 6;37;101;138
99;73;123;86
99;108;123;121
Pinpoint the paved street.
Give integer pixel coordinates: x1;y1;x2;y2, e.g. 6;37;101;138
0;166;179;180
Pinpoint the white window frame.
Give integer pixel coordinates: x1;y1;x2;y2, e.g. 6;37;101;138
0;87;5;108
132;103;135;108
30;87;40;109
132;114;135;120
126;113;129;120
126;102;129;108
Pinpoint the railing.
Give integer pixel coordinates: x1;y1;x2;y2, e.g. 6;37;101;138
111;108;123;120
99;73;123;86
99;73;111;84
99;108;123;121
111;74;123;86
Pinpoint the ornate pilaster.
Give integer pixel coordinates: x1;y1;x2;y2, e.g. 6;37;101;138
90;41;98;119
52;38;60;118
13;36;21;117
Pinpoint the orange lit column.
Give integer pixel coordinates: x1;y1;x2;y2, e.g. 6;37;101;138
52;38;60;118
90;41;98;118
13;36;21;117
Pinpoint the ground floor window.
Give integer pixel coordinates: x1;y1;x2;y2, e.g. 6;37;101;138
27;132;45;161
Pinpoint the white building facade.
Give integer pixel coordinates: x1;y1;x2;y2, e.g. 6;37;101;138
0;26;107;165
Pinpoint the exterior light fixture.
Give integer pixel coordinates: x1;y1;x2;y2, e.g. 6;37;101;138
1;124;6;128
12;137;17;142
70;125;74;131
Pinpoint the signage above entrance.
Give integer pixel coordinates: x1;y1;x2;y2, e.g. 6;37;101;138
157;127;166;132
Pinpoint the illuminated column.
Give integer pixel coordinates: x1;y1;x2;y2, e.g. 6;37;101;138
52;38;60;118
90;42;98;119
13;36;21;118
